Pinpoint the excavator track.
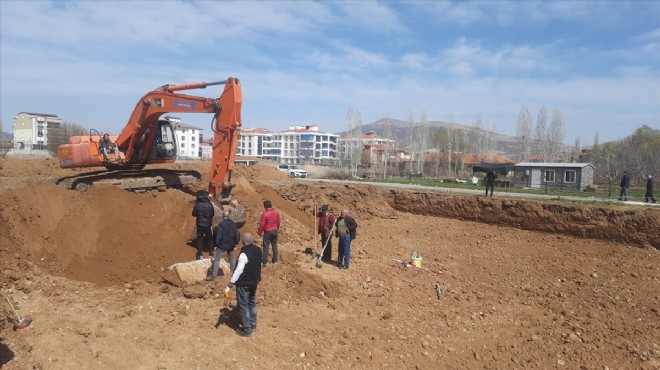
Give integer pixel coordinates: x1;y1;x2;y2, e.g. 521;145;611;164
56;169;201;192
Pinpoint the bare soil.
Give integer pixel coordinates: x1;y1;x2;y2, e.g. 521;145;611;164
1;158;659;369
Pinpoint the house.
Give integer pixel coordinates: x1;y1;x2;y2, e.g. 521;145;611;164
513;162;595;191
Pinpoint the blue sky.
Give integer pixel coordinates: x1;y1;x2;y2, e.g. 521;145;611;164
1;0;659;145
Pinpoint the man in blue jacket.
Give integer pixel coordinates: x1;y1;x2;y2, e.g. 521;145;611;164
207;210;240;281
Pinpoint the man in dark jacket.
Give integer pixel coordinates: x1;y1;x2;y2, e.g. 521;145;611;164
207;210;240;281
315;204;336;262
335;209;358;270
225;233;262;337
99;133;121;162
644;175;657;203
485;170;497;197
192;193;215;260
618;171;630;201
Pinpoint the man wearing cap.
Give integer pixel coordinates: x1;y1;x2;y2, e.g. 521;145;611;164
315;205;336;262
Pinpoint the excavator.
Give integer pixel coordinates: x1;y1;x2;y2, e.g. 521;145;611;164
56;78;246;224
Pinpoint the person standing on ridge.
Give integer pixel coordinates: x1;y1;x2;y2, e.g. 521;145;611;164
485;170;497;197
644;174;657;203
257;200;280;267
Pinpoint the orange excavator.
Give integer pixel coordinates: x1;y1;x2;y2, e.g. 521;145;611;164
56;78;246;224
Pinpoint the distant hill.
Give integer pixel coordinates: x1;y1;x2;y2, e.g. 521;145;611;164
1;132;12;139
334;118;522;156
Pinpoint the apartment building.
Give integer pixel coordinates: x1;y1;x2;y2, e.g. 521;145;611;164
12;112;64;150
238;128;273;158
237;125;338;164
170;117;202;158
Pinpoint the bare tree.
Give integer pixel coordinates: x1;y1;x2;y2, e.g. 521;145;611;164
343;107;363;177
573;137;581;162
406;109;415;174
515;107;532;162
473;114;485;162
416;109;429;174
548;108;565;161
382;116;394;179
535;107;549;162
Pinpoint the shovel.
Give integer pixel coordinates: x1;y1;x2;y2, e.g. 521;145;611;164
315;221;336;268
4;294;32;329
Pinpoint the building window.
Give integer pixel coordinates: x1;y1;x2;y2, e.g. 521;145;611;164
545;170;556;182
191;143;195;148
564;170;576;183
180;143;185;148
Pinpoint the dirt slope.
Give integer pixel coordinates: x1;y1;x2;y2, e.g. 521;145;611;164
1;158;659;370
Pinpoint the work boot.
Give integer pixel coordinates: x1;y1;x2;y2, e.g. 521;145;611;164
205;276;215;282
235;328;252;337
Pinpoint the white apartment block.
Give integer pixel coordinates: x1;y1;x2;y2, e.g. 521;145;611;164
239;125;338;165
170;117;202;159
12;112;64;150
238;128;273;157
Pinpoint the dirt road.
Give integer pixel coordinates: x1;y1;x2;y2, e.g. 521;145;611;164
1;158;658;369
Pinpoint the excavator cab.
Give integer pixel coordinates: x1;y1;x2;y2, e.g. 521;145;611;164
140;119;178;161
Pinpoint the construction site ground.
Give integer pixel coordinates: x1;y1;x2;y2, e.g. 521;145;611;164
0;158;658;370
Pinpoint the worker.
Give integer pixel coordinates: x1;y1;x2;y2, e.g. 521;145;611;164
225;233;262;337
335;208;358;270
316;204;336;262
644;175;657;203
207;210;240;281
192;192;215;260
485;170;497;197
99;133;120;162
618;171;630;201
257;200;280;267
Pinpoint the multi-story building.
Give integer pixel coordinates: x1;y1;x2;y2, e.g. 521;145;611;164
238;125;338;164
238;128;273;158
12;112;64;150
170;117;202;159
338;131;396;166
270;125;338;164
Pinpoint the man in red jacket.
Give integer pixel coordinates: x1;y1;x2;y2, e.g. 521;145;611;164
257;200;281;267
315;204;336;262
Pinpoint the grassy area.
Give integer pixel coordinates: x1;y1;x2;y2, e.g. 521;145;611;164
360;177;650;201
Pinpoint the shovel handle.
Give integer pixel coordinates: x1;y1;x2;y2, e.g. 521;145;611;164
5;294;22;322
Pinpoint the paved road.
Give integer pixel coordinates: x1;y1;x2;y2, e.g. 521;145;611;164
296;177;660;207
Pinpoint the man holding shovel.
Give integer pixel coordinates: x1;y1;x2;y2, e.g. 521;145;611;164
315;204;336;262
